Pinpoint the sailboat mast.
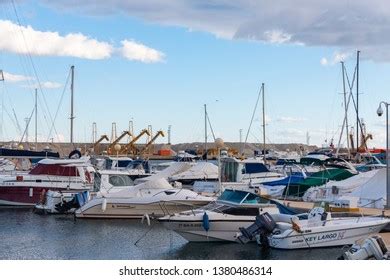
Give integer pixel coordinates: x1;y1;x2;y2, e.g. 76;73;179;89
35;88;37;150
342;62;350;157
356;51;360;152
204;104;207;162
70;65;75;146
262;83;266;164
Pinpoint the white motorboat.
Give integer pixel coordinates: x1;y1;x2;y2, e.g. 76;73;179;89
0;157;94;206
169;162;218;185
220;157;284;185
238;207;390;249
159;189;282;242
34;167;137;213
75;178;214;219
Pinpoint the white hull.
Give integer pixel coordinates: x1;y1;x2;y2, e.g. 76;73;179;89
0;199;32;206
269;218;390;249
161;219;255;242
76;199;210;219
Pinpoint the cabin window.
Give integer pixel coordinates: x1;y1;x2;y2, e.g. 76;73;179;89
221;161;238;182
244;163;269;174
221;207;259;216
108;175;133;187
29;164;79;176
243;193;270;204
218;190;247;203
94;173;101;191
117;160;133;168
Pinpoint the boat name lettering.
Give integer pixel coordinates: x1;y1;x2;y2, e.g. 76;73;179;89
178;223;201;228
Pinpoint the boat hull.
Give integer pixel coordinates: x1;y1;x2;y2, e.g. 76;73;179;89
75;200;210;219
161;219;255;242
269;219;390;249
0;186;89;206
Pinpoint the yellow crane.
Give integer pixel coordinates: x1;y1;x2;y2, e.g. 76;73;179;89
139;130;165;155
92;134;109;154
121;129;150;155
107;131;133;155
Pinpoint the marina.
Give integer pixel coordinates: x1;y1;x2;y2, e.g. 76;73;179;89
0;208;349;260
1;1;390;266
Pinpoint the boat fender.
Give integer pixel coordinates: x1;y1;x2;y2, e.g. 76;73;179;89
141;213;151;226
39;189;47;205
202;212;210;232
102;198;107;212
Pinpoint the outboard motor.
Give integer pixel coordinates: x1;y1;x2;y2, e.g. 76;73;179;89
340;235;389;260
55;191;89;214
237;213;276;246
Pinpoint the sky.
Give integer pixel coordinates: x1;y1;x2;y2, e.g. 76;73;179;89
0;0;389;148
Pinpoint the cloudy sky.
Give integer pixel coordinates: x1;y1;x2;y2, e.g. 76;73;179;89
0;0;389;147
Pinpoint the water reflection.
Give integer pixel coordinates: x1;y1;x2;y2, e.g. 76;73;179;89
0;208;344;260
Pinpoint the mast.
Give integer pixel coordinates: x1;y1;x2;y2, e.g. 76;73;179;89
204;104;207;162
35;88;37;150
356;51;360;152
342;62;350;157
262;83;266;164
336;62;351;157
70;65;75;146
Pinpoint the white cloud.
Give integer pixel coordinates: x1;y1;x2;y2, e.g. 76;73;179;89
43;0;390;62
320;51;352;66
276;116;307;123
0;19;164;63
0;20;113;59
263;30;292;44
320;57;328;66
24;81;62;89
2;70;61;89
120;40;165;63
2;71;33;82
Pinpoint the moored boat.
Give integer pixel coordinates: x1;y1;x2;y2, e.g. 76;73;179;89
238;207;390;249
0;157;94;206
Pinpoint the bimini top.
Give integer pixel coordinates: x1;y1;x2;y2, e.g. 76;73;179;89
29;157;92;177
37;158;90;166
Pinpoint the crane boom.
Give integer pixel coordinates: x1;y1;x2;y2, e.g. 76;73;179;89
139;130;165;155
107;131;132;153
121;129;150;154
92;134;109;152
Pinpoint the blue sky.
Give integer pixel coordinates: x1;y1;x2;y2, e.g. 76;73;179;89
0;1;389;148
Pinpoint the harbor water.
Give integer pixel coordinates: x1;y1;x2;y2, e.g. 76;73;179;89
0;208;346;260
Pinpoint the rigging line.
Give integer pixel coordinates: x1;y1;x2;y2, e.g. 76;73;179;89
4;3;36;99
244;84;262;144
37;94;53;134
47;70;71;142
11;0;58;137
18;107;34;144
0;80;22;134
206;112;216;141
12;108;22;134
2;103;19;133
344;65;366;143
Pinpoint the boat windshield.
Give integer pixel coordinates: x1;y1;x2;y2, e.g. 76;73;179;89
217;190;267;204
108;174;134;187
199;201;261;216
